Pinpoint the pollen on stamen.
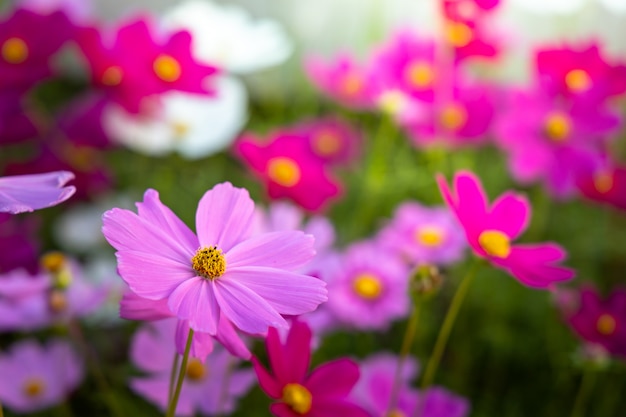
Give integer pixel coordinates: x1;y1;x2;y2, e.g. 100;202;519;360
191;246;226;280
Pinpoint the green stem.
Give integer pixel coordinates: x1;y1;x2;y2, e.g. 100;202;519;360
168;352;181;404
0;399;4;417
387;300;421;414
570;367;596;417
166;329;194;417
420;260;481;391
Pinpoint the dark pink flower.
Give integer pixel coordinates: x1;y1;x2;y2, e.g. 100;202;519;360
252;320;369;417
0;213;39;274
576;162;626;211
442;9;499;62
438;171;574;288
294;117;362;166
235;132;342;212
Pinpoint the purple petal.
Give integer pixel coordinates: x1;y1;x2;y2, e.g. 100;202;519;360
130;320;177;373
226;231;315;271
196;182;255;252
167;278;220;334
0;171;76;214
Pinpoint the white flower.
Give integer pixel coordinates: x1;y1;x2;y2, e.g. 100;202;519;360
102;75;247;159
508;0;588;15
162;0;293;73
598;0;626;13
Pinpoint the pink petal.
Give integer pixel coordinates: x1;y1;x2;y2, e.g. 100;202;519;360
270;403;302;417
266;327;290;384
283;320;312;383
306;358;360;400
252;357;283;399
503;245;575;288
214;279;287;334
223;267;327;315
195;182;255;252
226;231;315;271
176;320;214;360
0;171;76;214
486;192;530;240
167;278;220;334
308;400;370;417
215;316;252;359
453;171;488;225
119;292;174;321
130;320;176;373
131;376;195;417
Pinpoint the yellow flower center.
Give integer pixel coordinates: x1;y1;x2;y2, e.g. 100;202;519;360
544;112;571;142
596;314;616;336
312;131;341;157
282;383;312;415
416;226;445;247
267;157;301;187
186;358;207;381
565;69;592;93
153;54;181;82
191;246;226;280
340;73;364;97
102;66;123;86
387;410;407;417
172;121;190;139
23;378;45;398
48;290;68;313
353;273;383;300
40;251;66;274
478;230;511;258
439;103;467;131
405;60;434;89
2;37;28;64
593;171;614;194
446;22;473;48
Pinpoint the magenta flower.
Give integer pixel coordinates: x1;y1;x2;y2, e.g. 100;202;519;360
377;201;466;266
130;319;255;416
576;163;626;211
252;320;369;417
565;286;626;359
294;117;363;166
0;339;83;413
305;52;376;109
438;171;574;288
326;242;410;330
77;18;218;113
0;213;40;274
0;171;75;214
235;132;342;212
0;89;39;144
102;182;327;337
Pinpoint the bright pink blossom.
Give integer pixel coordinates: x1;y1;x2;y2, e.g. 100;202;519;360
252;320;369;417
294;117;362;166
438;171;574;288
576;163;626;211
0;171;75;214
102;182;327;338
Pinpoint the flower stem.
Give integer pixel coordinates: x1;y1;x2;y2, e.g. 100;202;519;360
0;399;4;417
387;300;421;414
168;352;181;404
420;260;481;391
570;366;596;417
166;329;194;417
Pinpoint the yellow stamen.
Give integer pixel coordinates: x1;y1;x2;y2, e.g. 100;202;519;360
312;131;341;156
439;103;467;131
405;60;434;89
23;378;45;398
596;314;616;336
340;73;363;96
416;226;445;247
153;54;181;82
282;383;312;415
446;22;473;48
40;252;66;273
101;66;123;86
478;230;511;258
186;358;207;381
353;273;383;300
593;171;614;194
48;290;68;313
565;69;592;93
191;246;226;280
2;37;28;64
544;112;571;142
267;157;301;187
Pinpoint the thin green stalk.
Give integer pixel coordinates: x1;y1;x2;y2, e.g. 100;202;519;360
166;329;194;417
570;367;596;417
387;300;421;414
1;399;4;417
168;352;181;404
420;260;481;392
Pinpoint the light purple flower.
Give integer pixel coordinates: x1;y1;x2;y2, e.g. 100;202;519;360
377;202;467;267
0;339;83;413
130;319;255;416
326;242;409;330
0;171;76;214
102;182;327;337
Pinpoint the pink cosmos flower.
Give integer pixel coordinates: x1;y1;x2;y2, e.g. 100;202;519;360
351;353;470;417
377;201;466;267
76;18;218;113
442;9;498;62
304;53;376;109
252;320;369;417
235;132;342;212
326;242;410;330
576;163;626;211
294;117;362;166
102;182;327;337
130;319;255;416
0;171;75;214
565;286;626;359
0;339;83;413
438;171;575;288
